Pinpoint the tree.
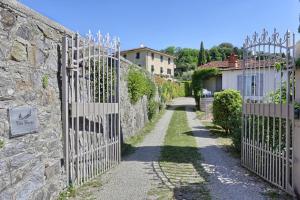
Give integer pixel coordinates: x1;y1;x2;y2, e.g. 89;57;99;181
161;46;176;55
198;41;206;66
209;47;222;61
175;48;199;71
219;42;234;49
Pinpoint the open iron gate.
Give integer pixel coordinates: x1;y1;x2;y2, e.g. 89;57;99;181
241;29;295;194
62;32;121;186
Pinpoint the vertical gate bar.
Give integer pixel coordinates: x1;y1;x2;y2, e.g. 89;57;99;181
106;38;110;170
272;36;276;184
105;36;108;172
110;46;114;167
262;40;266;178
70;35;74;184
101;34;105;174
267;39;271;181
279;42;283;187
75;33;80;185
97;33;101;175
82;39;87;183
62;36;69;185
258;43;261;175
109;46;112;167
88;33;91;181
114;43;118;165
291;32;295;190
117;39;121;163
285;31;291;190
101;36;105;174
253;44;256;172
91;40;94;178
242;43;245;166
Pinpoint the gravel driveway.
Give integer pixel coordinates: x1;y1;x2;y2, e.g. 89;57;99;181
94;103;176;200
183;97;275;200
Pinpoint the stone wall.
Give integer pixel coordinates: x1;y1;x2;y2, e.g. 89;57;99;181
0;0;151;199
0;0;73;199
119;58;149;141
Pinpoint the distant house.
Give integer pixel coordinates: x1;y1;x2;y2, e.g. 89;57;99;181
121;47;176;80
199;53;287;100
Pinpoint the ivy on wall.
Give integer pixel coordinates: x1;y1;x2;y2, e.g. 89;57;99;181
191;67;221;109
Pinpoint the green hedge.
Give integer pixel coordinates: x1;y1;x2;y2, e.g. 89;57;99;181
127;66;159;121
128;67;155;104
213;89;242;151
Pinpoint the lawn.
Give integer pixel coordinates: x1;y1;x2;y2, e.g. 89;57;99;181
148;107;210;200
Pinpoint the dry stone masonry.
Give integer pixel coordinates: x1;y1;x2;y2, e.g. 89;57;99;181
0;0;150;199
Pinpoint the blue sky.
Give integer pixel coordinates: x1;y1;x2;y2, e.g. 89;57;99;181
20;0;299;50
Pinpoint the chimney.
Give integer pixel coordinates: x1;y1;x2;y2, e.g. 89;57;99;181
228;53;238;68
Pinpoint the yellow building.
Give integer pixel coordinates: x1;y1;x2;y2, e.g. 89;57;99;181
121;47;176;79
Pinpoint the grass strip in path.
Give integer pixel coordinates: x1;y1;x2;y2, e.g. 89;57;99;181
148;107;210;200
121;110;166;156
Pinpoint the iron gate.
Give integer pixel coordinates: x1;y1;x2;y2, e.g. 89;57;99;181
62;32;121;186
241;29;295;194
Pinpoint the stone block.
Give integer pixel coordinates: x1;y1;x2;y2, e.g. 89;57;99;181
0;9;16;29
16;24;33;41
10;40;27;62
44;160;60;180
9;152;35;170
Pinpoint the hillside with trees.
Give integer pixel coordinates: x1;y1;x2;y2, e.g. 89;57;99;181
161;42;243;79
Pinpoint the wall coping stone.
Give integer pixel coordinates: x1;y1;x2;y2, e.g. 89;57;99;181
0;0;74;36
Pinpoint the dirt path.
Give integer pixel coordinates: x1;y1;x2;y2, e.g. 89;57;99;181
87;102;179;200
183;97;273;200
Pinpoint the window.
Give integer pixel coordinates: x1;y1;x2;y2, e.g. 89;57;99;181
151;65;154;73
237;74;263;96
136;52;140;59
160;55;163;62
160;67;163;74
167;69;172;75
151;53;155;60
123;54;127;59
168;58;171;64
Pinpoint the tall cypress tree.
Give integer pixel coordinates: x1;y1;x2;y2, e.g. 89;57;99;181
198;41;207;66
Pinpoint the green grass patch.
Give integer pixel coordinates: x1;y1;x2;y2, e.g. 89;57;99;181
196;111;206;120
148;107;210;200
58;186;76;200
58;179;102;200
121;109;166;156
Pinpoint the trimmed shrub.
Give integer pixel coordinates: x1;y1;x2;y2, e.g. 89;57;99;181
213;89;242;134
213;89;242;151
